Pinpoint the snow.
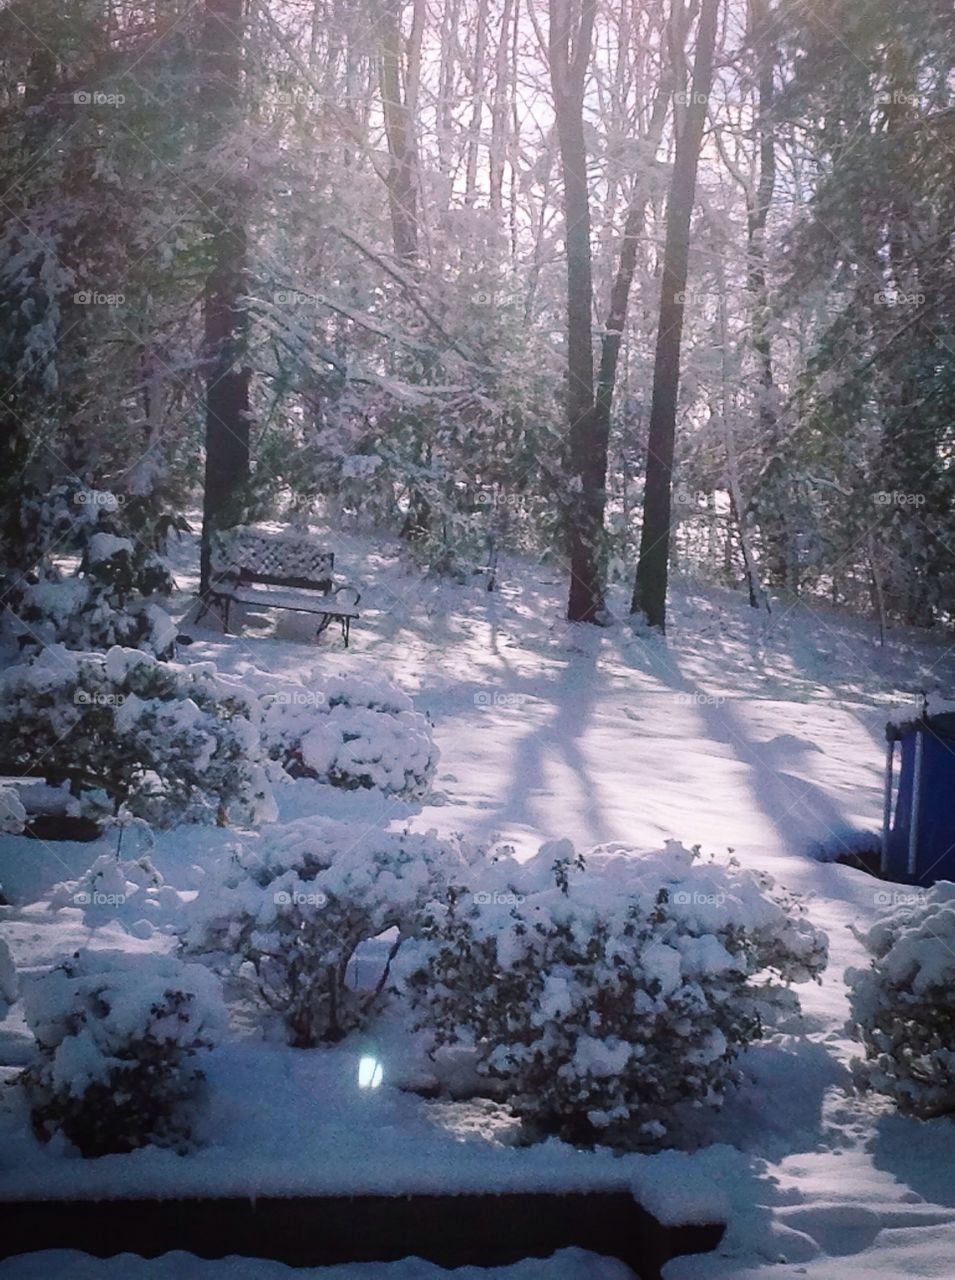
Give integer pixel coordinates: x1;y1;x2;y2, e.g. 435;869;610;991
3;531;955;1278
630;1145;740;1226
260;668;438;797
87;532;134;564
885;691;955;730
0;939;16;1018
0;787;26;835
0;1250;636;1280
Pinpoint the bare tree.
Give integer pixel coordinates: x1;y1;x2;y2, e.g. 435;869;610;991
200;0;251;600
631;0;721;631
547;0;604;622
378;0;423;264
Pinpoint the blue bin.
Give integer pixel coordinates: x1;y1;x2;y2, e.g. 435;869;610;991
882;711;955;885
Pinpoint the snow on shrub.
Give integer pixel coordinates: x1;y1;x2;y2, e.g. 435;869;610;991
261;671;438;799
0;645;276;827
48;852;186;936
20;949;226;1156
408;839;828;1145
0;939;17;1021
7;483;176;659
847;882;955;1118
0;785;26;834
184;817;469;1046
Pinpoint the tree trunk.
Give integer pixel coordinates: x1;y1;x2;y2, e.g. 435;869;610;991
378;0;431;540
465;0;490;206
746;0;788;589
717;261;766;611
631;0;720;631
199;0;251;601
548;0;602;623
591;87;670;566
489;0;515;215
378;0;420;264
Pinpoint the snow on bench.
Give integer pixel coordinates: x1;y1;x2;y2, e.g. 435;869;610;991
209;528;361;647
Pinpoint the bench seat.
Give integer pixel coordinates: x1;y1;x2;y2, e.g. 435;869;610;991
230;585;359;617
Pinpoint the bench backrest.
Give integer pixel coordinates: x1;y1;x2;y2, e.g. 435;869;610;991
213;529;334;589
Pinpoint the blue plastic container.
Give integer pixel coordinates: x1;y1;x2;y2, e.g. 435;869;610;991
882;711;955;885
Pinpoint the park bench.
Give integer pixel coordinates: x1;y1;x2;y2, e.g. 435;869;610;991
209;528;361;647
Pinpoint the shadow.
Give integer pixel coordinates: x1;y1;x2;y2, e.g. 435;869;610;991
870;1113;955;1208
466;645;612;847
615;634;862;860
705;1037;850;1162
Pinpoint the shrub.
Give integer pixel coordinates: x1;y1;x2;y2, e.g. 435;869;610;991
0;938;17;1021
408;840;828;1144
48;851;186;935
21;949;226;1156
0;645;276;827
261;672;438;799
184;817;467;1046
7;482;177;659
0;784;26;834
847;882;955;1118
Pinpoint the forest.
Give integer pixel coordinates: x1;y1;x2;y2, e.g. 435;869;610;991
2;0;952;632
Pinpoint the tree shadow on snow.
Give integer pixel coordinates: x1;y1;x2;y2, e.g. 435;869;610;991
616;634;860;860
465;649;613;847
869;1113;955;1208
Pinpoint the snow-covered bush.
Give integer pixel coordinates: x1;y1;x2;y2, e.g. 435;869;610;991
409;840;828;1144
0;645;275;827
184;817;468;1046
847;883;955;1118
48;851;186;936
6;481;176;659
21;949;226;1156
0;784;26;834
0;939;17;1021
261;672;438;799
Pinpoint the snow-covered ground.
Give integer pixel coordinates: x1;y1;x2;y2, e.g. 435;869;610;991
0;1251;634;1279
3;527;955;1279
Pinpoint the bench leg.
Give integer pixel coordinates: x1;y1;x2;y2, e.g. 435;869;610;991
315;615;333;642
343;616;350;648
